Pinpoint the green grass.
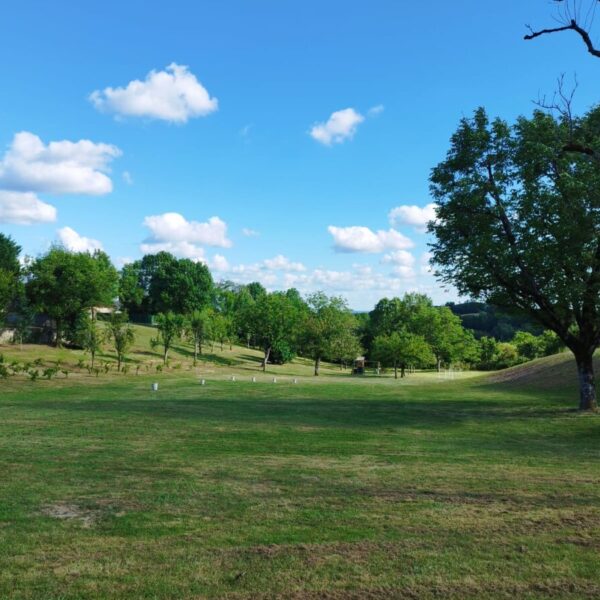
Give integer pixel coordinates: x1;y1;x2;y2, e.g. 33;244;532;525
0;345;599;598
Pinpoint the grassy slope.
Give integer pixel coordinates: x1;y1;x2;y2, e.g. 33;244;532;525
0;341;599;599
0;323;362;380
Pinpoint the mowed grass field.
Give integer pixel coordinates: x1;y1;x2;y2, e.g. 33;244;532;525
1;334;599;599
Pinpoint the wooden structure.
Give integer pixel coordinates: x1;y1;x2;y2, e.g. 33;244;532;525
352;356;381;376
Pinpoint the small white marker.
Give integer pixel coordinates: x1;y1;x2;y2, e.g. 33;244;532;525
252;376;256;383
273;377;277;383
293;378;298;384
200;379;205;386
231;376;236;382
151;383;158;391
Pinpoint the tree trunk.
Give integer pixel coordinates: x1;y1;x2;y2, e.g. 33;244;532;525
55;318;62;348
314;356;321;376
575;351;597;411
263;347;271;372
221;340;224;351
163;347;168;365
394;361;398;379
91;351;95;368
194;342;198;366
401;364;406;378
436;357;441;372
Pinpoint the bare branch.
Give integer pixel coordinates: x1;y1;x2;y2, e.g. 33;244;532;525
525;17;600;58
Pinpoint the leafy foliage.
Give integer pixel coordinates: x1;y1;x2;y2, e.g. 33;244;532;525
26;247;118;347
430;106;600;410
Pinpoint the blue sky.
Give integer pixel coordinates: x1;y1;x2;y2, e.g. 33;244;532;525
1;0;599;309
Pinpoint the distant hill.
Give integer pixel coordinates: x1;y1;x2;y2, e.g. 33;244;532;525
446;301;544;341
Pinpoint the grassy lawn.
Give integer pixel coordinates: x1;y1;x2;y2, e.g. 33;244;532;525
0;346;599;598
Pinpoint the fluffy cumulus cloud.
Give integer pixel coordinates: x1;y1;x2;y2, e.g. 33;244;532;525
0;131;121;196
210;254;230;272
90;63;218;123
139;240;207;262
328;225;413;253
389;203;437;233
0;191;56;224
57;226;103;253
263;254;306;272
143;212;231;247
381;249;416;278
310;108;364;145
140;212;231;262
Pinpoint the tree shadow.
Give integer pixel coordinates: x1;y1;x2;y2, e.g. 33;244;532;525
170;344;242;367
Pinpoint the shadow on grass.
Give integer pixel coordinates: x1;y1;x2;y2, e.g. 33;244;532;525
170;345;242;367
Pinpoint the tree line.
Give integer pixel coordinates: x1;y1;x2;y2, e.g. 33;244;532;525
0;239;562;376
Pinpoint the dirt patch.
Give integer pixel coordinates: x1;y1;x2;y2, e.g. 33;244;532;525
40;499;133;527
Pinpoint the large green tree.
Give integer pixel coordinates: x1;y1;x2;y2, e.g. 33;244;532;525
0;233;21;320
429;106;600;410
302;292;358;376
372;331;434;379
26;248;118;346
120;252;213;317
247;291;305;371
417;306;479;371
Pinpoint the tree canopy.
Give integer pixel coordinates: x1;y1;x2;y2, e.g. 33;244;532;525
0;233;21;320
26;247;118;346
120;252;213;318
429;105;600;410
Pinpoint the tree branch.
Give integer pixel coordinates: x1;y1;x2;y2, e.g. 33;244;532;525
525;18;600;58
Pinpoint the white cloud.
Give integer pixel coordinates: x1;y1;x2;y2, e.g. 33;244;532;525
368;104;385;117
139;240;207;262
263;254;306;272
122;171;133;185
0;191;56;224
116;257;133;268
240;124;252;137
389;203;437;233
140;212;231;263
57;226;103;253
381;249;415;267
310;108;364;145
210;254;230;271
142;212;232;248
392;265;416;279
420;251;433;275
382;250;416;279
0;131;121;196
242;227;259;237
90;63;218;123
328;225;413;253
